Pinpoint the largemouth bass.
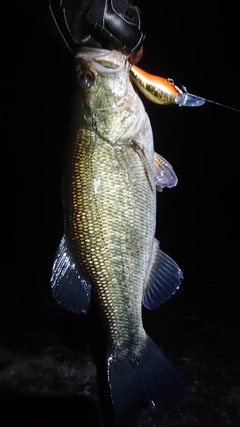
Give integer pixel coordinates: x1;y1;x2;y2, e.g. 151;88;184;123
51;47;183;420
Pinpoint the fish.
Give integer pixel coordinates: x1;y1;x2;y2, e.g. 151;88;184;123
50;47;184;421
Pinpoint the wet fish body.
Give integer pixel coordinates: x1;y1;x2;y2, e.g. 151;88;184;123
51;48;183;419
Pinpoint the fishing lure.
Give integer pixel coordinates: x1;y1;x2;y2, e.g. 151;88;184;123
129;64;240;112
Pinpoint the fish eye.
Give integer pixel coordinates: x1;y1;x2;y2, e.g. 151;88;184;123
79;70;95;87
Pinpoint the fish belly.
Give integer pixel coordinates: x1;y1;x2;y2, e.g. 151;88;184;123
63;122;156;351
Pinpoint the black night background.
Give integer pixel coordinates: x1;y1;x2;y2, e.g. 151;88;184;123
1;1;240;426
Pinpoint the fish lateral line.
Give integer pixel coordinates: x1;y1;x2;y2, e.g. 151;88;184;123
129;64;240;112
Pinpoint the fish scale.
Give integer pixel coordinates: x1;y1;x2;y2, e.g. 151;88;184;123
64;120;155;352
51;48;184;420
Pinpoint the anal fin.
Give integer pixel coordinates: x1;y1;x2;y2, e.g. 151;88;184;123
143;238;183;309
51;235;91;314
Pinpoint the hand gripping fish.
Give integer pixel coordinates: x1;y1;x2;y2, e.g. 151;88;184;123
51;48;184;421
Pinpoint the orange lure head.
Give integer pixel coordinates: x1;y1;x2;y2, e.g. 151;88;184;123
129;65;180;105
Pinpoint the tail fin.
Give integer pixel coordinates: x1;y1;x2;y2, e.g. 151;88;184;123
108;334;183;422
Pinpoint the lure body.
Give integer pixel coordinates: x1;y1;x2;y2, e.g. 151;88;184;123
130;65;205;107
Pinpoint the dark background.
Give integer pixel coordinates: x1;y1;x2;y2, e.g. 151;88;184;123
2;0;239;327
1;1;240;425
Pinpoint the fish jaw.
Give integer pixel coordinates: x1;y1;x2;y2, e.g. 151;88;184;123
74;47;133;113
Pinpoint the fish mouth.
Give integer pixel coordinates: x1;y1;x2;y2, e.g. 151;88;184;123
75;47;127;74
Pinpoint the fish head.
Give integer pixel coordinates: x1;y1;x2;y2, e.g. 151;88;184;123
74;47;133;112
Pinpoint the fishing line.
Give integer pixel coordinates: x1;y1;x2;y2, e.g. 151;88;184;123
187;93;240;112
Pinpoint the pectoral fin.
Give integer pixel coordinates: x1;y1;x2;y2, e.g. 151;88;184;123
51;235;91;314
142;239;183;309
154;152;178;191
